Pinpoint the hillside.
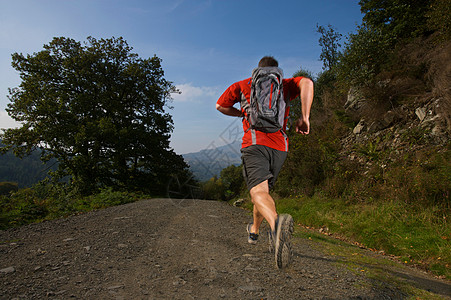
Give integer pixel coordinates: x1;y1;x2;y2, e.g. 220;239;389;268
0;144;57;188
182;141;241;182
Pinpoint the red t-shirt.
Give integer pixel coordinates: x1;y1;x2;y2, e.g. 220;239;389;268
217;77;303;152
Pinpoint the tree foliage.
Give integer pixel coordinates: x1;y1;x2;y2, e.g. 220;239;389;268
219;164;244;200
359;0;431;39
337;0;438;88
337;24;392;87
1;36;191;195
316;24;342;71
201;164;243;201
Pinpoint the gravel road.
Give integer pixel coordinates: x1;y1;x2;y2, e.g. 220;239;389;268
1;198;450;299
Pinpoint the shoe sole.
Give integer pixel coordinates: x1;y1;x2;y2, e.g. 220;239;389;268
274;214;294;269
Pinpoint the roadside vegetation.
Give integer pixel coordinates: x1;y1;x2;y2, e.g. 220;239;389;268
0;183;146;230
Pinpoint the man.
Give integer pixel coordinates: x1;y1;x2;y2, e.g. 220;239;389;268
216;56;314;268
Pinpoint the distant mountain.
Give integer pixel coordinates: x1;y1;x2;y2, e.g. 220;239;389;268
0;143;57;187
182;141;241;182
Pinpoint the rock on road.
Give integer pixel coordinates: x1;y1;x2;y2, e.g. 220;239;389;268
1;198;450;299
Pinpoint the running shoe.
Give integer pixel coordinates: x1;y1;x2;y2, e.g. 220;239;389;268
274;214;294;268
268;230;275;253
246;223;259;244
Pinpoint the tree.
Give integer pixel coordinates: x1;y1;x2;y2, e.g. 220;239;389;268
219;164;243;200
359;0;431;40
1;36;190;195
336;0;434;88
337;24;391;87
317;24;342;71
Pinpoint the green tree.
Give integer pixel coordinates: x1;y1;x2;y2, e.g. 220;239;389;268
1;37;190;195
316;24;342;71
359;0;431;39
336;0;435;88
337;24;391;87
219;164;244;200
201;176;225;201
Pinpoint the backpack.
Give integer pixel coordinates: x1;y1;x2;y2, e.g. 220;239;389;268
242;67;286;133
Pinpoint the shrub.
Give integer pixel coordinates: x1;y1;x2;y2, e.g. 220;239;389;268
383;146;450;209
0;182;18;196
0;188;48;229
0;183;140;229
84;187;136;210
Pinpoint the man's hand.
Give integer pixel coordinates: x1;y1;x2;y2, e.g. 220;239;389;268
295;118;310;135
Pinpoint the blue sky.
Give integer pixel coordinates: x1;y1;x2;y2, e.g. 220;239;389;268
0;0;363;154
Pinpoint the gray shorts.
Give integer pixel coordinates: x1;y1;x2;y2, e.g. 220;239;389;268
241;145;288;191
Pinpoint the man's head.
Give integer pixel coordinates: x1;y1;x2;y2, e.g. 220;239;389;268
258;56;278;68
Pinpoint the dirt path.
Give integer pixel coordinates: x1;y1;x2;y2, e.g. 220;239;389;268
1;198;450;299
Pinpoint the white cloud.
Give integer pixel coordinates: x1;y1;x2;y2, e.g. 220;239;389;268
172;83;219;103
0;110;20;129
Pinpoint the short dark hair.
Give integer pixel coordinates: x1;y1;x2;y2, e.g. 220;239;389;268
258;56;278;67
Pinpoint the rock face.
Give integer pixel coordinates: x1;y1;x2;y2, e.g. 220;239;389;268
415;98;449;143
345;87;366;112
349;89;449;143
342;86;449;171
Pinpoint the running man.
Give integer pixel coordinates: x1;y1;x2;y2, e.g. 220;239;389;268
216;56;314;268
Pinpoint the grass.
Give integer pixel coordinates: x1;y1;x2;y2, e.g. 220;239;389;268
295;228;448;299
275;195;450;280
0;186;146;229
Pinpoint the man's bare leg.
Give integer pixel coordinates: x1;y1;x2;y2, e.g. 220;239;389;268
251;205;264;234
249;180;277;233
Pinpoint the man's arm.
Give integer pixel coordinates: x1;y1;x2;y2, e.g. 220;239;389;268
295;77;314;135
216;104;243;117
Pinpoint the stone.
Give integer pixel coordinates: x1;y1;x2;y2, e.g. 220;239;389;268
368;121;383;133
244;264;257;271
381;111;396;127
107;285;124;290
415;107;426;121
239;285;263;292
233;199;245;207
1;266;15;273
353;119;365;134
345;87;366;112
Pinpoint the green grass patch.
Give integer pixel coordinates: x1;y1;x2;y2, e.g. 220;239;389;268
276;195;451;280
0;185;146;230
293;222;448;299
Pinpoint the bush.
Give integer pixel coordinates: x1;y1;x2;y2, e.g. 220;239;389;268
84;187;136;210
382;146;450;209
0;182;18;196
0;183;140;229
427;0;451;42
276;115;344;197
201;177;225;201
0;188;48;229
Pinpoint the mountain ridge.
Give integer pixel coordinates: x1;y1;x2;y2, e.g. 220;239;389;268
182;141;241;182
